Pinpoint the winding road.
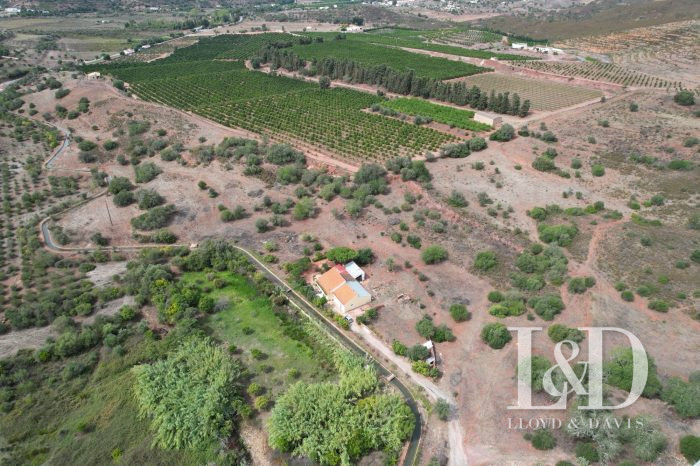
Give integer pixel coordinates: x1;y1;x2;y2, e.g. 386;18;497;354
37;120;425;465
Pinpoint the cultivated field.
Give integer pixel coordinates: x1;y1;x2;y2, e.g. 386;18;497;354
380;97;492;131
510;60;685;90
450;72;602;111
110;61;455;161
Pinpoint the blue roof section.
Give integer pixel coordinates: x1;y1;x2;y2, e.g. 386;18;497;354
347;280;370;298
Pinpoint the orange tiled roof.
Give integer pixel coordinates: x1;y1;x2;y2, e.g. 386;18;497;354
317;267;345;295
333;283;357;305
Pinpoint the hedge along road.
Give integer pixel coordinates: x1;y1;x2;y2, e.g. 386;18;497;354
37;121;424;465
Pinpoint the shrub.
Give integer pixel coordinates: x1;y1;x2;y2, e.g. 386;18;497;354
488;298;526;318
392;340;407;356
621;290;634;301
422;245;448;264
604;347;662;397
691;249;700;263
680;435;700;463
152;229;177;244
489;124;515;142
292;197;315;220
434;399;450;421
480;323;511;349
449;304;470;322
134;162;162;183
55;88;70;99
532;156;556;172
136;189;164;209
440;142;470;158
255;218;269;233
591;164;605;176
538;224;577;246
469;137;487;151
325;246;358;264
130;205;176;230
547;324;584;343
113;190;135;207
254;395;272;411
266;144;305;165
575;442;599;462
78;140;97;152
648;299;669;312
103;140;118;151
528;293;564;320
531;429;556;450
487;290;504;303
473;251;497;271
406;344;430;361
661;377;700;418
674;90;695;106
568;277;594;294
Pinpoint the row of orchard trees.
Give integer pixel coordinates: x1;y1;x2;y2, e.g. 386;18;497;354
255;46;530;117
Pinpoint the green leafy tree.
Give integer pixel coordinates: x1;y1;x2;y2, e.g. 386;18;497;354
132;337;245;450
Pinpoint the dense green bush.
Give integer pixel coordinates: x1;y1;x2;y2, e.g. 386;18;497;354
680;435;700;463
266;144;305;165
575;442;599;462
113;190;135;207
538;224;577;246
132;337;245;450
131;205;176;231
648;299;669;312
532;155;556;172
434;399;450;421
449;304;471;322
547;324;585;343
422;245;448;264
489;124;515;142
108;176;134;195
691;249;700;263
528;293;564;320
469;137;487;151
487;290;504;303
103;140;118;151
488;299;526;318
568;276;595;294
134;162;162;183
473;250;497;271
136;189;164;210
407;344;430;361
604;347;662;397
78;140;97;152
591;164;605;177
480;322;511;349
661;377;700;418
674;90;695;106
531;429;556;450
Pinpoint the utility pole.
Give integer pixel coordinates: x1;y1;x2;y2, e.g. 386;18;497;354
105;198;113;226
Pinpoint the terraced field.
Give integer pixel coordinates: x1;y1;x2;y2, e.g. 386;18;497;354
449;73;602;111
